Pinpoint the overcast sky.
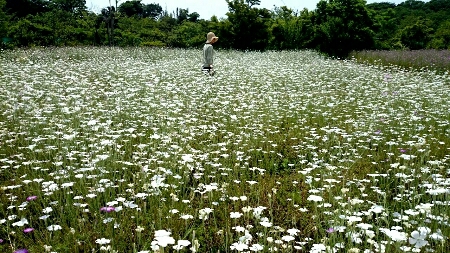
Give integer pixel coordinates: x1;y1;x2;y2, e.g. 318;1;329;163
85;0;410;20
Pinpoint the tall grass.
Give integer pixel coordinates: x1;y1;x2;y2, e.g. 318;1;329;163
0;47;449;253
349;49;450;73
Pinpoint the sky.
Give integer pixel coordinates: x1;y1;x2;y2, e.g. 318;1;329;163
85;0;409;20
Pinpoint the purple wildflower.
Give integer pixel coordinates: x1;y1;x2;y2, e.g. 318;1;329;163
0;239;4;243
400;148;407;153
26;196;37;201
100;206;115;212
23;228;35;233
326;227;335;233
14;249;29;253
351;49;450;72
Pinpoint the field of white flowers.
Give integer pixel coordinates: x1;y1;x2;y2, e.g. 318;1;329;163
0;47;449;253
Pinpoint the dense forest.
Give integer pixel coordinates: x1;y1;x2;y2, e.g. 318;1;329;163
0;0;449;57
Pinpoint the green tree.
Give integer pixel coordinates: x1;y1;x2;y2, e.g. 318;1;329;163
115;16;143;46
40;9;94;46
207;15;220;32
143;3;162;19
366;0;450;50
7;16;53;46
226;0;271;50
118;0;144;17
158;12;177;33
366;2;396;11
0;0;11;48
430;20;450;49
188;12;200;22
101;6;116;46
270;6;293;48
312;0;375;57
245;0;260;7
139;17;165;46
168;21;204;48
216;18;233;48
175;8;189;23
269;7;315;50
50;0;86;13
3;0;450;50
370;7;399;49
0;0;6;31
114;15;164;46
428;0;450;12
400;18;433;49
398;0;427;10
5;0;49;17
295;9;315;49
78;10;98;45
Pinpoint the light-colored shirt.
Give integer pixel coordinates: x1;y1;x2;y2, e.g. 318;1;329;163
203;43;214;68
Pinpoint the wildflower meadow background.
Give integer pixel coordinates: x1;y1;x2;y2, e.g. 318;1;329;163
0;47;449;253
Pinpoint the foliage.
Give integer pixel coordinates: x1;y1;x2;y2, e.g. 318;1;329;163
51;0;86;13
226;0;271;50
1;0;450;56
175;8;189;23
101;6;116;46
269;7;314;50
7;17;52;46
429;21;450;49
5;0;49;17
312;0;375;57
143;3;162;20
400;18;433;50
118;0;144;18
168;21;204;48
5;9;96;47
367;0;450;51
369;7;399;49
0;0;7;41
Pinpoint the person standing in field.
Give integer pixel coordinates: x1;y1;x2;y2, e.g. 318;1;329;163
202;32;218;76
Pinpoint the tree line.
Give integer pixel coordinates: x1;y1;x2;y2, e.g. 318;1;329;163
0;0;449;57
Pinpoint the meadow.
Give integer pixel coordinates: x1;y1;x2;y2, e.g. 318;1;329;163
0;47;449;253
349;50;450;74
